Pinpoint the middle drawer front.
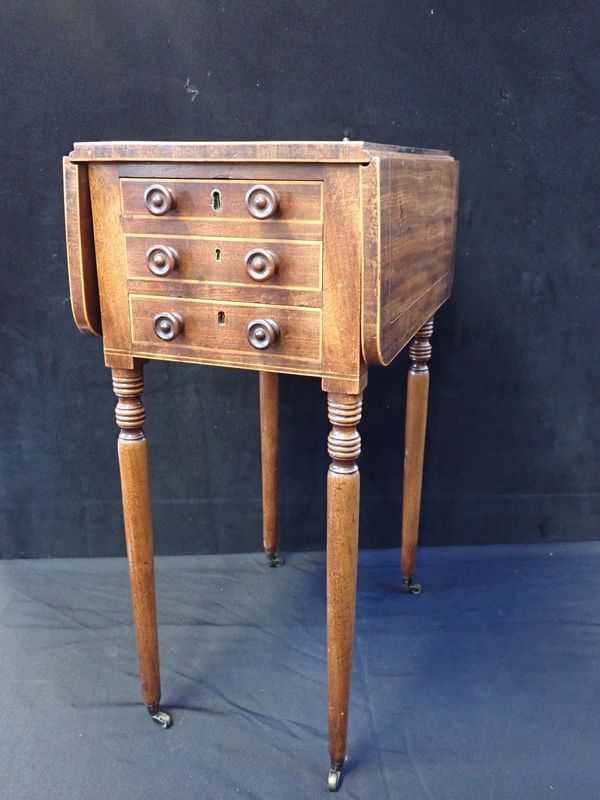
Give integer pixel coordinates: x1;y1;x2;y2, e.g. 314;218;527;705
129;295;322;364
126;235;322;292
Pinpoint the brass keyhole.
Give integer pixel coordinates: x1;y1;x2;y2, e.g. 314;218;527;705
215;247;222;262
217;311;226;325
211;189;222;214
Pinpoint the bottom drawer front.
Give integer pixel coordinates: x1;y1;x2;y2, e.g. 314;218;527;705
129;295;322;363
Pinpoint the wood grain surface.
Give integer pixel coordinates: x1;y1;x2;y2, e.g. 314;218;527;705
259;372;279;555
121;177;323;224
361;153;459;365
70;140;449;164
129;294;322;365
125;234;322;292
63;158;101;336
113;364;161;707
401;320;434;582
326;392;362;765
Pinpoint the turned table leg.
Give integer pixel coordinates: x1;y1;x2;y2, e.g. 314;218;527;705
325;392;362;791
401;318;434;596
112;364;171;728
259;371;283;567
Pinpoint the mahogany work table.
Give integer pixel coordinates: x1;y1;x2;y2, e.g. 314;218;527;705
63;140;459;791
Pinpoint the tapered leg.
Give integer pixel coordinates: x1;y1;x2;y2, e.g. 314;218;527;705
401;318;434;596
325;392;362;791
259;371;283;566
112;365;171;728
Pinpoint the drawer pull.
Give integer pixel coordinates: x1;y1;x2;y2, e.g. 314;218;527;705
245;185;279;219
244;248;279;282
146;245;179;276
153;312;184;341
144;184;176;216
247;318;280;350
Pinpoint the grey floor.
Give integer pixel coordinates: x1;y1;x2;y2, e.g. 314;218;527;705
1;543;599;799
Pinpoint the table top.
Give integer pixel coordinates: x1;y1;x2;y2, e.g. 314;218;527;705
69;140;451;163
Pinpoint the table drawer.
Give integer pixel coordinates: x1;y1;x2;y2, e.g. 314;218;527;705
129;295;322;363
125;235;322;291
121;178;323;224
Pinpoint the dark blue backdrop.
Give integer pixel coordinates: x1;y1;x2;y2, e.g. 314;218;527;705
1;1;599;557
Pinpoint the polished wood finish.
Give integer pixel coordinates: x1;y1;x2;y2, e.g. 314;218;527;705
70;140;448;164
362;154;459;365
112;364;161;708
244;247;280;282
122;213;323;243
153;311;184;341
245;184;280;219
401;319;434;591
89;163;133;368
326;392;362;767
122;178;322;223
64;140;458;789
321;165;365;394
63;158;101;336
247;318;281;350
259;372;279;558
125;235;322;291
129;295;321;365
143;183;176;216
123;278;321;317
145;243;180;276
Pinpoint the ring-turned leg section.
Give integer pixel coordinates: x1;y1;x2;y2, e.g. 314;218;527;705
401;318;434;596
260;372;284;567
325;392;362;790
113;364;171;728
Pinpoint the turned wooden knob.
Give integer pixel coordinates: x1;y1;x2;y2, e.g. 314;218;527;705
146;245;180;276
245;185;279;219
247;318;280;350
144;184;176;215
153;312;184;341
244;248;279;282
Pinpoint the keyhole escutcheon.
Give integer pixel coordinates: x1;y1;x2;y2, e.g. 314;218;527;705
211;189;222;214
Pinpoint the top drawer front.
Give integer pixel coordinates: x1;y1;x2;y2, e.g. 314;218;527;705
121;179;323;224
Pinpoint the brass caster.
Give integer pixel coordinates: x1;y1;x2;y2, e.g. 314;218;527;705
326;760;343;792
403;577;422;596
147;704;172;728
266;550;284;568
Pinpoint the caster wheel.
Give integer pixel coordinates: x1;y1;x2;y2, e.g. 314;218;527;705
266;551;285;568
326;760;343;792
326;768;341;792
403;577;422;596
147;705;172;728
